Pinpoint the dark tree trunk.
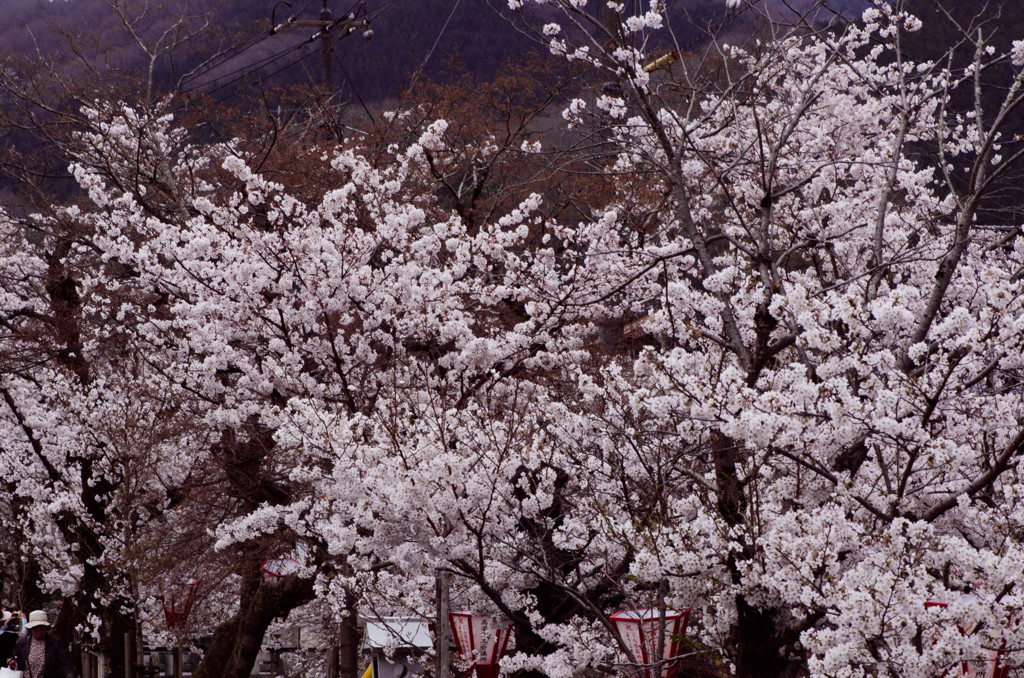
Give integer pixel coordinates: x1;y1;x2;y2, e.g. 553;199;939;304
434;573;450;678
733;597;787;678
194;615;242;678
51;578;135;678
338;588;360;678
104;601;137;678
714;434;799;678
192;558;314;678
15;554;45;612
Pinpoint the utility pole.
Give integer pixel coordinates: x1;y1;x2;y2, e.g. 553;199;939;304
600;1;622;50
269;0;371;142
320;0;332;91
283;0;333;92
271;0;372;93
435;572;451;678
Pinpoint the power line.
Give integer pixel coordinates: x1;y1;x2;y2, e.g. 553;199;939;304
213;47;323;106
334;52;376;124
177;0;336;92
269;0;323;34
177;32;281;89
270;0;320;32
186;0;387;99
403;0;463;99
202;43;322;102
182;39;320;97
199;1;385;104
268;0;375;91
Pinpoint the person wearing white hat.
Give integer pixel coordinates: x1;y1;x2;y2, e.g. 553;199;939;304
6;611;73;678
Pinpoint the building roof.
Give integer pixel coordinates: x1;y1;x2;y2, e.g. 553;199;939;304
362;618;433;651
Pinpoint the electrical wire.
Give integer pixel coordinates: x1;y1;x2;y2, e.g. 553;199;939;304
0;0;399;182
212;46;323;106
201;9;378;105
177;32;281;89
269;0;319;32
183;0;403;101
177;0;326;91
202;42;321;102
183;0;357;95
334;52;377;124
402;0;463;98
186;0;387;98
182;39;320;96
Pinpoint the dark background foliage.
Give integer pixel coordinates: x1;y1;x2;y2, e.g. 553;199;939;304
0;0;880;104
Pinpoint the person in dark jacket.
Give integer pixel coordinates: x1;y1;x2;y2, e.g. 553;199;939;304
6;610;73;678
0;610;21;665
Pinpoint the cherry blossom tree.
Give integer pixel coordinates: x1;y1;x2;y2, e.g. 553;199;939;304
0;191;205;676
3;2;1024;678
480;1;1024;676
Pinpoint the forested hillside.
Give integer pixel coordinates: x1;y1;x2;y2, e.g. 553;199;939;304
0;0;870;208
0;0;873;104
9;0;1018;107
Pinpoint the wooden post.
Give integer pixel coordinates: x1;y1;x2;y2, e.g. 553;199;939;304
326;647;339;678
435;572;450;678
320;0;333;91
338;589;360;678
600;1;622;48
124;631;135;678
174;642;183;678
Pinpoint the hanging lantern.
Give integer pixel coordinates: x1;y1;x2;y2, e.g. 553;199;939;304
608;608;691;678
448;611;513;678
261;557;302;581
925;598;1010;678
160;579;200;629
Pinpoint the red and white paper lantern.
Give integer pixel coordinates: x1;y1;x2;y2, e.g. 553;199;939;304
926;597;1011;678
609;608;691;678
449;611;513;678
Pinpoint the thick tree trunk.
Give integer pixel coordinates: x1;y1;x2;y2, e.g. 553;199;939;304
733;597;787;678
52;576;135;678
191;562;314;678
714;434;800;677
102;602;136;678
193;615;241;678
338;589;360;678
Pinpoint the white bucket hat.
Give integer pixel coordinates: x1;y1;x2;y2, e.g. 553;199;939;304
0;611;10;623
24;610;49;629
